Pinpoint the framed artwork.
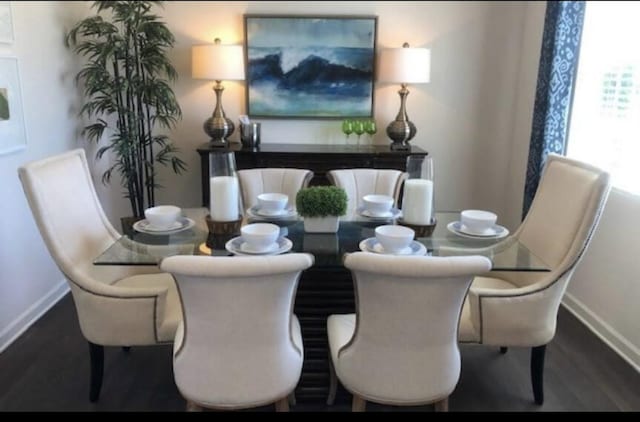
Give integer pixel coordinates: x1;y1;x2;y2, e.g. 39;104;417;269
0;57;27;155
244;14;377;119
0;3;14;44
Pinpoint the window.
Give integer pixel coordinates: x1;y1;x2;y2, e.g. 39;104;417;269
567;2;640;194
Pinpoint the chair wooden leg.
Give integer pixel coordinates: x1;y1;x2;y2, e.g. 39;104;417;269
275;397;290;412
186;400;203;412
327;356;338;405
434;397;449;412
352;394;366;412
531;345;546;405
88;342;104;402
500;347;508;354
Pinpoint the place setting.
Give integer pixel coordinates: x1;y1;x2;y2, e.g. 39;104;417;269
355;194;402;221
132;205;196;235
246;193;298;221
359;225;427;256
225;223;293;256
446;209;509;240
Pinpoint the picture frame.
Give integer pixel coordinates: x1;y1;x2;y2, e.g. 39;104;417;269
0;3;14;44
244;14;377;119
0;57;27;155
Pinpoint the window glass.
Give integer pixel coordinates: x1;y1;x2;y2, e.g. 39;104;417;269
567;2;640;194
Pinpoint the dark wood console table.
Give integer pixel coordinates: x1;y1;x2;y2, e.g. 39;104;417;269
196;142;428;207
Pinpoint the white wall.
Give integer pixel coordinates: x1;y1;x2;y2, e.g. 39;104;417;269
0;2;86;351
564;189;640;371
502;1;546;229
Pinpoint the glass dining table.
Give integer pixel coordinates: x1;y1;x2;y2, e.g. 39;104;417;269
94;209;548;272
93;208;548;403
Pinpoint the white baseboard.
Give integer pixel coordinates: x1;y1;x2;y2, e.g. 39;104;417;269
563;293;640;373
0;280;69;353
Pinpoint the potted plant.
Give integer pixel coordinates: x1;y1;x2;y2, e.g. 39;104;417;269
65;1;186;231
296;186;347;233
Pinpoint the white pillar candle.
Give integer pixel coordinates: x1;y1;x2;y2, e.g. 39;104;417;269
210;176;239;221
402;179;433;225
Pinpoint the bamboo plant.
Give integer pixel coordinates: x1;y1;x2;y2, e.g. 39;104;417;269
66;1;185;219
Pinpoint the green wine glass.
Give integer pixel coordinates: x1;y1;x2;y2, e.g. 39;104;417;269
353;120;365;146
341;119;354;143
365;120;377;144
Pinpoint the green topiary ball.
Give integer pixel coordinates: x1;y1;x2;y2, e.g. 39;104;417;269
296;186;348;218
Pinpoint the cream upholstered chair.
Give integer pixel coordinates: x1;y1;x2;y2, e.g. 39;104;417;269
458;153;611;405
327;252;492;411
160;253;314;411
237;168;313;213
18;149;182;402
327;169;405;219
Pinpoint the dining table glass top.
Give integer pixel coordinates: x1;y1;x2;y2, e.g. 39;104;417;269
94;209;549;272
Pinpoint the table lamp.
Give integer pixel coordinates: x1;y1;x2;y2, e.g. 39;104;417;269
378;43;431;150
192;38;245;147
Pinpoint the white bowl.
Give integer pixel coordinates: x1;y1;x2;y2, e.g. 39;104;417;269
460;209;497;235
144;205;181;229
362;194;394;216
241;223;280;252
257;193;288;214
375;225;415;253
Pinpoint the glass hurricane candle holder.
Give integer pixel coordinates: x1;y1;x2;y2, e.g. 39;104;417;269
209;151;241;222
401;155;434;226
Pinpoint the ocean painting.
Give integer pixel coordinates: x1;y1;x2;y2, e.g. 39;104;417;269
244;15;377;118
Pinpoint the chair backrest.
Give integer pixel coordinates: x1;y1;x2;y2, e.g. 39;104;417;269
160;253;314;408
517;154;611;279
237;168;313;212
338;252;491;404
18;149;122;288
327;169;405;219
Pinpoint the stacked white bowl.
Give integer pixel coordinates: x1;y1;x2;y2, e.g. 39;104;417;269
375;225;415;254
257;193;289;215
362;194;394;216
144;205;181;230
460;210;497;235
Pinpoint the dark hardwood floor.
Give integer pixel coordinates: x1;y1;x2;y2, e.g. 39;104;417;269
0;293;638;411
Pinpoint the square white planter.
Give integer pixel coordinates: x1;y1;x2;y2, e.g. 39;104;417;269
303;216;339;233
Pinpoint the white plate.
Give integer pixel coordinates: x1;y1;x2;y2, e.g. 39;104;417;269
356;206;402;220
133;217;195;235
446;221;509;239
359;237;427;256
226;236;293;256
247;205;298;220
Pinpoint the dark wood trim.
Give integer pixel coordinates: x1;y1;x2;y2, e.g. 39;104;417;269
88;342;104;402
531;345;547;405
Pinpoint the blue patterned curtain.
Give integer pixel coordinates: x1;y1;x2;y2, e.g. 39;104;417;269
522;1;586;217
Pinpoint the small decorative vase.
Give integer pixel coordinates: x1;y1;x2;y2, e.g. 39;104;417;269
303;216;339;233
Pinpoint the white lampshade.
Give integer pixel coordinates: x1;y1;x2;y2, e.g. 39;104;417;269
377;46;431;84
192;43;245;81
